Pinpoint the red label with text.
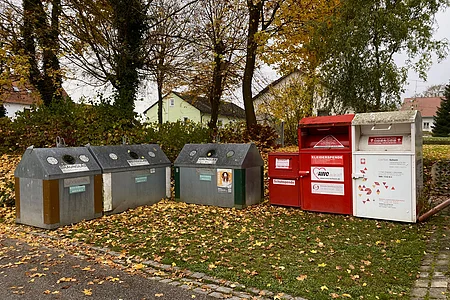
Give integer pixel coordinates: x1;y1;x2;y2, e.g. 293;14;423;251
368;136;403;145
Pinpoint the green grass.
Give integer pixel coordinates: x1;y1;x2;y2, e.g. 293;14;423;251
55;200;436;299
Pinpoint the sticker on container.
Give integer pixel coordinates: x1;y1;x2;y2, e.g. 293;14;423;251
313;135;344;148
199;174;212;181
79;154;90;162
60;163;89;173
275;158;290;169
46;156;58;165
196;157;218;164
217;169;232;189
218;187;232;194
135;176;148;183
69;185;86;194
368;136;403;145
109;153;118;160
311;182;344;195
273;179;296;186
127;159;150;166
64;176;90;187
311;167;344;182
311;155;343;166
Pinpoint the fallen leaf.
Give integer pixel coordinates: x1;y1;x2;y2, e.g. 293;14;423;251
321;285;328;291
296;274;307;281
82;289;92;296
155;293;164;297
318;263;327;267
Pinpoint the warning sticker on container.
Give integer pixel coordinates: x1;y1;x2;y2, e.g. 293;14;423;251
311;167;344;182
368;136;403;145
311;182;344;195
60;163;89;173
311;155;344;165
197;157;218;164
313;135;344;148
275;158;290;169
273;179;296;186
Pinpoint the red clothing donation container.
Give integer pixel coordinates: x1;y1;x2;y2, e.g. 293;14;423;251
268;152;300;207
298;115;354;214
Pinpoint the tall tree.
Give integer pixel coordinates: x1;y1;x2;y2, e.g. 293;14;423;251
61;0;147;118
143;0;195;124
313;0;448;113
242;0;282;128
260;0;338;116
22;0;63;106
432;84;450;137
188;0;246;129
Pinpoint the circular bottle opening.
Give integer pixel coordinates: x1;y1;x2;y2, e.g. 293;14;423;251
129;151;139;159
62;154;76;164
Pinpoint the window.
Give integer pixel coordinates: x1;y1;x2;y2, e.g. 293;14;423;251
169;98;175;107
317;109;329;116
423;122;430;130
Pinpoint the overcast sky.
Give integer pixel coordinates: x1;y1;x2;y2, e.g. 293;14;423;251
401;8;450;97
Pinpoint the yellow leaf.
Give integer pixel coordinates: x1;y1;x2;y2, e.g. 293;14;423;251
155;293;164;297
310;250;318;254
82;289;92;296
321;285;328;291
208;263;217;269
363;283;367;287
318;263;327;267
342;293;352;298
134;263;145;270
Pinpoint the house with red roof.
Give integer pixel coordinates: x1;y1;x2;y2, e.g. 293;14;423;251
400;97;443;132
1;81;41;118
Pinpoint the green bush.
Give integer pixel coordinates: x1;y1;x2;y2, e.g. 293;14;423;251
423;136;450;145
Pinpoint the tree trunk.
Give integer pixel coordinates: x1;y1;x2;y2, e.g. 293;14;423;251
157;78;163;124
22;0;62;107
208;41;226;130
242;1;261;129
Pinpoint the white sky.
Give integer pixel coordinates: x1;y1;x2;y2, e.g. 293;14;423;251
63;7;450;116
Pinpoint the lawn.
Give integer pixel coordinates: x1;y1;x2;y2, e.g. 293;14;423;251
1;144;448;299
42;200;435;299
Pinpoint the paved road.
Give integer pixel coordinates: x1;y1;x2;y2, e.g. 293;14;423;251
0;237;214;300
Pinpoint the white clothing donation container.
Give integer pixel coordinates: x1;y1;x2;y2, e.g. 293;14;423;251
351;110;423;223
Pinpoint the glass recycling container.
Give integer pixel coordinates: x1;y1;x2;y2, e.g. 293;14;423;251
268;152;301;207
14;146;103;229
87;144;171;215
351;110;423;222
174;143;264;209
298;114;355;214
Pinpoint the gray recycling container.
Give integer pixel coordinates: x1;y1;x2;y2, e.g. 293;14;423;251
87;144;171;214
14;146;103;229
174;143;264;208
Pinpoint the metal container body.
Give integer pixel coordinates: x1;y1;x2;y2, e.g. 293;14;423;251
14;147;102;229
268;152;301;207
351;110;423;223
174;143;264;209
298;114;355;215
103;167;170;214
88;144;171;214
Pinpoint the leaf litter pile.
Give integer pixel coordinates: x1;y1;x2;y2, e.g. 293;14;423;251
0;147;447;299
